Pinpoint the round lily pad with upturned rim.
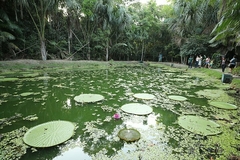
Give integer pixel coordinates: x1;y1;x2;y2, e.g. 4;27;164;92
23;120;76;147
121;103;153;115
118;128;141;142
209;101;238;110
20;92;34;96
133;93;155;100
0;78;19;82
74;94;104;103
168;95;187;101
178;115;221;136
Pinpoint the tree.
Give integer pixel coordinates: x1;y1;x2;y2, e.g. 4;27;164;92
168;0;219;63
0;9;21;59
94;0;131;61
210;1;240;47
14;0;60;60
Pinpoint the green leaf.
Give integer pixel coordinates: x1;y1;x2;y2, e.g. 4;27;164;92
20;92;34;96
0;78;19;82
133;93;155;100
168;95;187;101
74;94;104;103
118;128;141;142
23;120;76;148
121;103;153;115
209;101;238;110
178;115;221;136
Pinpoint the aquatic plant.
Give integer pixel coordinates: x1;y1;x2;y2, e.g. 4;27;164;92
20;92;34;96
74;93;104;103
209;101;238;110
113;113;121;120
0;78;19;82
133;93;155;100
118;128;141;142
23;120;76;147
0;126;29;160
168;95;187;101
178;115;222;136
121;103;153;115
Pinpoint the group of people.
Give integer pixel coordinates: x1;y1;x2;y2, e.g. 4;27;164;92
188;55;213;68
188;55;237;73
221;55;237;73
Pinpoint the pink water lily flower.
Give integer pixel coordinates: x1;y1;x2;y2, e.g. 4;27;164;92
113;113;121;120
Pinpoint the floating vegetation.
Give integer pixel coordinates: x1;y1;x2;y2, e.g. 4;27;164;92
20;92;34;96
168;95;187;101
133;93;155;100
121;103;153;115
0;126;29;160
0;62;239;160
118;128;141;142
0;77;19;82
178;115;222;136
23;114;38;121
195;89;224;99
20;73;39;78
74;93;104;103
82;120;109;144
23;120;76;147
209;101;238;110
171;78;185;82
0;113;22;129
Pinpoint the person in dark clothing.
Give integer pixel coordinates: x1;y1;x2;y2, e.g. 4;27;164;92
229;55;237;73
188;56;193;68
221;57;226;72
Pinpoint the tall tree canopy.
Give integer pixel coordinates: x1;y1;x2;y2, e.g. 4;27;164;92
0;0;239;62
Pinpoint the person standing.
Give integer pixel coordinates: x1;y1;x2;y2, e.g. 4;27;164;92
198;55;202;68
221;57;226;72
158;54;162;62
195;55;199;68
229;55;237;73
188;56;193;68
205;57;210;68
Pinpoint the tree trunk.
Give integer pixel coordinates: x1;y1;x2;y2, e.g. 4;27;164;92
87;40;90;60
106;40;109;61
40;39;47;61
68;30;72;55
141;40;144;62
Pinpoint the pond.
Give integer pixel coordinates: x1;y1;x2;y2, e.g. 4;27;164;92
0;63;239;160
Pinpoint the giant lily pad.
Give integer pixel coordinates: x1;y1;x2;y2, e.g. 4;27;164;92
23;120;76;147
209;101;238;110
74;94;104;103
133;93;155;100
20;92;34;96
168;95;187;101
195;89;224;99
118;128;141;142
0;78;19;82
178;115;221;136
121;103;153;115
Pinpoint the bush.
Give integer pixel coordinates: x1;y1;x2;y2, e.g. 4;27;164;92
232;66;240;75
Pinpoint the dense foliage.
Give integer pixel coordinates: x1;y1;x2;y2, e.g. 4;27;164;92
0;0;239;62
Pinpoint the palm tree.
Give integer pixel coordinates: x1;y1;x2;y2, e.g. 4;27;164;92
0;9;21;59
210;0;240;47
94;0;131;61
14;0;60;61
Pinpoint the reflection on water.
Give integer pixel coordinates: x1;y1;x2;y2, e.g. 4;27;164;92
53;147;91;160
124;113;159;130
